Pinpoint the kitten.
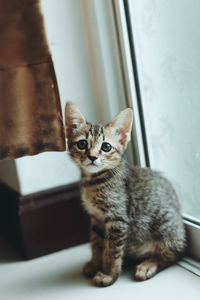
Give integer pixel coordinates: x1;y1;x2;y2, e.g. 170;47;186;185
65;102;186;287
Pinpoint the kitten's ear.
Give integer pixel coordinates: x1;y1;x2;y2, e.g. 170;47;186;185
107;108;133;147
65;102;86;137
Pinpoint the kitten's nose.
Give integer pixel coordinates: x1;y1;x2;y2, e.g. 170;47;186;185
89;156;98;162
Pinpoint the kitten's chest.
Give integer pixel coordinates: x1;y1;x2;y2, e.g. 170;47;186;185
81;186;107;220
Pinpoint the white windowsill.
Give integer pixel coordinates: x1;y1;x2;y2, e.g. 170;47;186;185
178;257;200;277
0;237;199;300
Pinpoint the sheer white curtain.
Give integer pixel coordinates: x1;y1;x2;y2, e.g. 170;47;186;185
129;0;200;220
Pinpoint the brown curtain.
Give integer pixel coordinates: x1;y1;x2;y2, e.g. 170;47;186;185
0;0;66;160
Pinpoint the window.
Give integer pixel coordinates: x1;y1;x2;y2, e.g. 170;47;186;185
83;0;200;269
126;0;200;221
112;0;200;265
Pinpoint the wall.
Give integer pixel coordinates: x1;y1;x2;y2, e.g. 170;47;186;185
0;0;98;195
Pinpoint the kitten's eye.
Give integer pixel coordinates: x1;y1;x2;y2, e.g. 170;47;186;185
77;139;88;150
101;142;111;152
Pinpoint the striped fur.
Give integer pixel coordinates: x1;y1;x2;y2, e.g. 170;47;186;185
65;102;186;287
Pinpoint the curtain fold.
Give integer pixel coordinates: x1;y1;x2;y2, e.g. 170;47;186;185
0;0;66;160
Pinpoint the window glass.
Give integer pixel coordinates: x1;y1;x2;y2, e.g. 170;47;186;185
129;0;200;219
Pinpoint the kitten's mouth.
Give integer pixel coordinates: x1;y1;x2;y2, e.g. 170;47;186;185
88;162;96;166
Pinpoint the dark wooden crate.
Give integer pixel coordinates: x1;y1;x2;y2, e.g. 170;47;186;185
0;181;90;259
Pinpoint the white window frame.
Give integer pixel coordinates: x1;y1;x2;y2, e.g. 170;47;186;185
81;0;200;273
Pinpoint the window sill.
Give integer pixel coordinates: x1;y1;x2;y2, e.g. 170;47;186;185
0;241;199;300
178;257;200;277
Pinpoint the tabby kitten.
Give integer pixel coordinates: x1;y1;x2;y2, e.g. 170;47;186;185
65;102;185;287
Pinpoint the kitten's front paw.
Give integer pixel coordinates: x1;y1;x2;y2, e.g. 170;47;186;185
134;260;158;281
83;261;100;278
93;272;117;287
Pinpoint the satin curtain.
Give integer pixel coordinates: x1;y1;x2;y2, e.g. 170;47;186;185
0;0;66;159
